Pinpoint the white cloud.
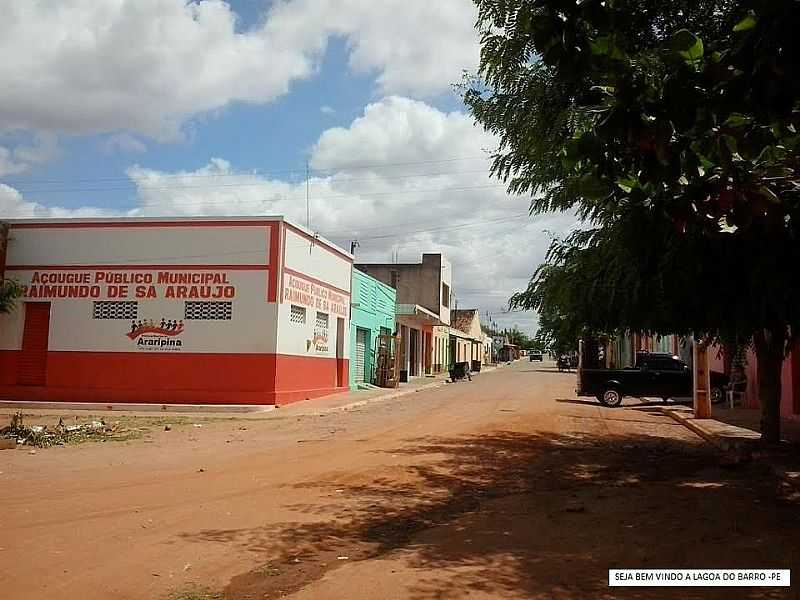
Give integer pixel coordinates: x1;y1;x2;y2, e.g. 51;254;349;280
101;133;147;155
0;1;479;140
0;134;59;176
303;0;480;96
320;105;336;115
0;98;574;336
0;183;113;219
0;0;322;140
0;148;27;177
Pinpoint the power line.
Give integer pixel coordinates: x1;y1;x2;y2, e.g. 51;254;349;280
9;169;501;195
312;155;491;173
2;156;492;186
11;184;511;206
351;213;528;241
0;212;533;265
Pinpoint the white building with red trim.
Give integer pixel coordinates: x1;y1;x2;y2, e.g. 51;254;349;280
0;217;352;406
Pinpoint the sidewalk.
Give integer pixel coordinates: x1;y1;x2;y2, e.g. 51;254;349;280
659;405;761;452
712;405;800;444
0;366;504;423
661;405;800;496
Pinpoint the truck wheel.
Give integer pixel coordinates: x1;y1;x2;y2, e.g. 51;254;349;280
599;388;623;408
711;386;724;404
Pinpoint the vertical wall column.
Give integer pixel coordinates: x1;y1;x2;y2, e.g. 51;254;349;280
0;222;8;280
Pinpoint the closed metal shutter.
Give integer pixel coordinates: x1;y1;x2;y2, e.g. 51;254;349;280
18;302;51;386
355;328;368;383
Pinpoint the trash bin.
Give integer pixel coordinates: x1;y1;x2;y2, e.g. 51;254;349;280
449;362;469;381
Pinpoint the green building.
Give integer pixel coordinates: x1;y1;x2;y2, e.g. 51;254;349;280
350;268;397;389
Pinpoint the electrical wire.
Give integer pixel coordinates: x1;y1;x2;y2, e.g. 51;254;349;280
3;156;492;186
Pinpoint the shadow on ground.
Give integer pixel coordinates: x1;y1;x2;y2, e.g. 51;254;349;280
181;412;800;600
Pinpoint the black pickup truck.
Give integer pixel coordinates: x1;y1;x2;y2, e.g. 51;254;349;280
577;352;728;407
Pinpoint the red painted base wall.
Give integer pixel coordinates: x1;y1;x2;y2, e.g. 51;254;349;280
0;351;348;406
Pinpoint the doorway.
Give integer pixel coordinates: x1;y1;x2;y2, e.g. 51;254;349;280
355;327;368;384
19;302;51;386
409;328;419;377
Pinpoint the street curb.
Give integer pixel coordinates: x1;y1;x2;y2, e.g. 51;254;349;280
321;380;449;414
659;406;760;453
0;400;275;414
314;364;503;414
660;406;800;496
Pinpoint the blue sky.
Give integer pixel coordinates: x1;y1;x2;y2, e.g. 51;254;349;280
0;0;576;335
7;36;374;211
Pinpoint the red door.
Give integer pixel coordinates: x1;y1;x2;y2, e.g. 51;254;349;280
336;317;346;387
18;302;51;386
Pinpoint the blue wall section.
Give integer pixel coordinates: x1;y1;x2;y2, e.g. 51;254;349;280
350;269;396;389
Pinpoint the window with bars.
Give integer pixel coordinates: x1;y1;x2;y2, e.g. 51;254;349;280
184;301;232;320
315;311;329;329
290;305;306;324
93;301;138;320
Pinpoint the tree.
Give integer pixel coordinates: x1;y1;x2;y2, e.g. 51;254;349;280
526;298;580;357
504;326;533;349
0;279;22;314
466;0;800;442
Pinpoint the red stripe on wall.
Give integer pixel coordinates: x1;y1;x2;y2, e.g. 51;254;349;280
0;350;347;406
284;222;354;263
282;268;351;297
278;222;286;304
5;264;269;271
267;222;281;302
10;220;281;229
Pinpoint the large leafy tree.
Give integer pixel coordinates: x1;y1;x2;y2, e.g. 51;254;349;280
466;0;800;441
524;294;581;357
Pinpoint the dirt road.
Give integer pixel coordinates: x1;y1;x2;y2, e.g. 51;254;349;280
1;362;798;599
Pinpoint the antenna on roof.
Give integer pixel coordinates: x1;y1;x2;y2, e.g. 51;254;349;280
350;240;360;255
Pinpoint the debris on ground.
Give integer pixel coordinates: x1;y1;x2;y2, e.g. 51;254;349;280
0;412;141;448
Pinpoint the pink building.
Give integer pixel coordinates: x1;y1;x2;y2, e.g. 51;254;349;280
742;345;800;422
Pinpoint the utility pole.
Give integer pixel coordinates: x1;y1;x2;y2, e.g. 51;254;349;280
693;337;712;418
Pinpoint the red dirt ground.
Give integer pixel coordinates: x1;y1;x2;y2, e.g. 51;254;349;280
1;362;798;599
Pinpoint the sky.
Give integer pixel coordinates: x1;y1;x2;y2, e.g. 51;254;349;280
0;0;578;336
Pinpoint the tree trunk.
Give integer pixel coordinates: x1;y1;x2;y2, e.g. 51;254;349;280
753;329;784;444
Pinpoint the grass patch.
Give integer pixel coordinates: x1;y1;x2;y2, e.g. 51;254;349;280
254;562;282;577
167;583;223;600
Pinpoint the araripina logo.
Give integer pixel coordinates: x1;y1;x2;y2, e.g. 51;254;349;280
127;318;184;351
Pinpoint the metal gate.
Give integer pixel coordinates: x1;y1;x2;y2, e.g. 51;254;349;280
19;302;51;386
355;328;368;383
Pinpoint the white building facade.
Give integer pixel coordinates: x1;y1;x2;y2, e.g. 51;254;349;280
0;217;352;406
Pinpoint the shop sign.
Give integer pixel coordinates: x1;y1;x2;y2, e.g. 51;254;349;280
282;274;348;317
126;317;185;352
19;270;237;300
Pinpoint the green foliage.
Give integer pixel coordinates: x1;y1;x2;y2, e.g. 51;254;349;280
467;0;800;440
467;0;800;341
504;326;534;350
0;279;22;314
